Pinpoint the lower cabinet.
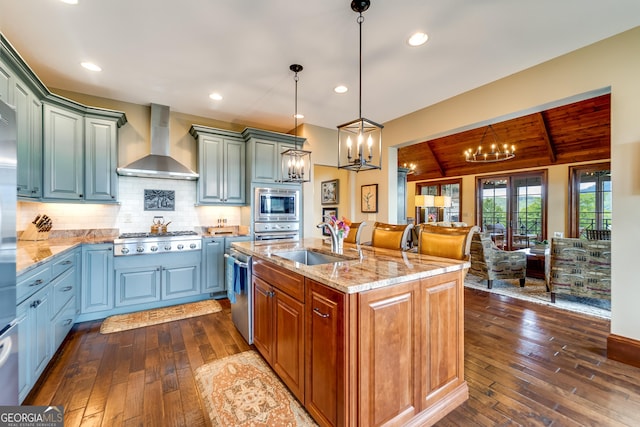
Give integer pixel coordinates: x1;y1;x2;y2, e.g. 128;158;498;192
81;243;114;313
252;260;305;402
202;237;224;293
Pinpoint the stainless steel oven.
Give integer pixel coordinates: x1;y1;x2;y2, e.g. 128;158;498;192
254;221;300;241
254;187;299;222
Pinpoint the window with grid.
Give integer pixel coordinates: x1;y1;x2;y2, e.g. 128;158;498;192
569;163;611;238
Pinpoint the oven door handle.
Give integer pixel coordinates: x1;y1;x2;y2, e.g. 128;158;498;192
224;253;249;268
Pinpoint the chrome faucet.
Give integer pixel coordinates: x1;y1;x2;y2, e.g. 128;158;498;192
317;215;339;253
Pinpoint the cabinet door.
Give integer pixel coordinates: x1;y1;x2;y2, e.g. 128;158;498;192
252;139;279;182
85;117;118;202
252;275;274;363
419;271;464;410
198;135;224;203
15;80;42;198
358;281;421;427
0;60;10;103
306;280;347;427
223;138;246;204
162;263;200;300
43;104;84;200
202;238;224;293
273;288;305;402
15;303;29;403
24;287;51;392
81;244;114;313
115;266;161;307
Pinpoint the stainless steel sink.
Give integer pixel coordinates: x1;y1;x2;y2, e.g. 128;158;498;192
273;249;350;265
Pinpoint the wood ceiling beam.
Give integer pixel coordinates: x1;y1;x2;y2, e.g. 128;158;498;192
426;142;446;177
535;112;557;163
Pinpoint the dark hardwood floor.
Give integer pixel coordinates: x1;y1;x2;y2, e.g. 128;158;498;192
26;291;640;426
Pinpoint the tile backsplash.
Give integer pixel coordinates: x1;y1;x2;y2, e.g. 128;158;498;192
18;176;250;234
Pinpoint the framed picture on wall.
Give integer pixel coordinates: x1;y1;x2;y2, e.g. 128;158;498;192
321;207;338;236
321;179;339;204
361;184;378;213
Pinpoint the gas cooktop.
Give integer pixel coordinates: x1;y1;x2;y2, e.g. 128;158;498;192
114;231;201;256
118;231;199;239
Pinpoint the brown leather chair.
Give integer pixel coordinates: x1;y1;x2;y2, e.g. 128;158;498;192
417;224;479;260
370;222;413;251
344;221;367;245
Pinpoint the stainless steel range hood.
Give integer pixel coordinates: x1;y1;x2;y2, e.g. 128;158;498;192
116;103;199;180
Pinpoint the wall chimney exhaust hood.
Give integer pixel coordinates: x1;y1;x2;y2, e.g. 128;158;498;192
116;103;199;180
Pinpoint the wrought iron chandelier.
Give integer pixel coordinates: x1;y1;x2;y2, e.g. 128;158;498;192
464;124;515;163
281;64;311;182
337;0;383;172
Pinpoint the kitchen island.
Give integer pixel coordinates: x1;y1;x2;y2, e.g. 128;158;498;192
232;238;469;427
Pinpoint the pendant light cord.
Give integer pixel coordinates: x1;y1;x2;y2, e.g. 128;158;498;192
358;13;364;119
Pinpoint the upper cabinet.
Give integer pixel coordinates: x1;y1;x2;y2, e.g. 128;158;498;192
1;33;126;203
190;125;246;205
242;128;306;184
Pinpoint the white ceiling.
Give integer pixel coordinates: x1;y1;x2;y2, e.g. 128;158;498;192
1;0;639;133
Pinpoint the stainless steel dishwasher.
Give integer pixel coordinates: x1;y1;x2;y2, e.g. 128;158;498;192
225;248;253;345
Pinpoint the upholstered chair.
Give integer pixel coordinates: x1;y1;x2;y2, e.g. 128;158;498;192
370;222;413;251
417;224;479;261
344;221;367;245
468;232;527;289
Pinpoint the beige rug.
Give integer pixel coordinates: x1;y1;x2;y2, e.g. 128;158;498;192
465;274;611;320
195;350;317;426
100;299;222;334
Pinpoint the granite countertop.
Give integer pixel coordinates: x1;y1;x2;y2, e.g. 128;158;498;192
232;238;469;294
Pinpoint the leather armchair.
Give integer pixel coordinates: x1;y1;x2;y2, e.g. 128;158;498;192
468;232;527;289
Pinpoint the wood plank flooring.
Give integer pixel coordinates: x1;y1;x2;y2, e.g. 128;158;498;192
25;291;640;426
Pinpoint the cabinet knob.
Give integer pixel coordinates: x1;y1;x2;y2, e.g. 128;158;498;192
313;307;330;318
30;279;44;287
64;319;73;326
62;260;72;265
62;286;73;292
267;290;276;298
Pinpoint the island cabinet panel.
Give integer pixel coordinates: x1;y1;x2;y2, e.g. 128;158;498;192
358;281;421;427
305;279;347;427
273;289;305;401
252;276;274;361
420;272;465;410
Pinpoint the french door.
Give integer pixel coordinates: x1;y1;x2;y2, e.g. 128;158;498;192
477;171;546;250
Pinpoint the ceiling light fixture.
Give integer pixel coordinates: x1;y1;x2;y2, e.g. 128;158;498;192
337;0;382;172
402;162;416;175
280;64;311;183
80;62;101;72
209;93;223;101
334;85;348;94
408;32;428;47
60;0;78;4
464;124;515;163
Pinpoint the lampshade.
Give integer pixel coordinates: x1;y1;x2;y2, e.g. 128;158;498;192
281;64;311;183
415;194;435;207
337;0;383;172
434;195;452;208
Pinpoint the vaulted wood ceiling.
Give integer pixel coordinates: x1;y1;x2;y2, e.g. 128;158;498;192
398;94;610;181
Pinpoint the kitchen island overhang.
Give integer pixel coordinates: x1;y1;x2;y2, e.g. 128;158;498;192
233;238;469;427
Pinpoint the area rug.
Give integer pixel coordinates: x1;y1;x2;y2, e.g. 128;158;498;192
465;274;611;320
195;350;317;426
100;299;222;334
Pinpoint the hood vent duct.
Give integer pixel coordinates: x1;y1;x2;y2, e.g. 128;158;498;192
116;103;199;180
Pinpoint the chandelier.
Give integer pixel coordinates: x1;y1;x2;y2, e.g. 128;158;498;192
337;0;383;172
402;163;416;175
464;124;515;163
281;64;311;183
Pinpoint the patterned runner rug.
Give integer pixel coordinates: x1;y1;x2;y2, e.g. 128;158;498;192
195;350;317;426
465;274;611;319
100;299;222;334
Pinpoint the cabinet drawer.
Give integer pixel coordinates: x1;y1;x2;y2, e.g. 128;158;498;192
253;258;304;302
17;263;52;304
52;250;76;278
52;268;75;317
53;297;76;350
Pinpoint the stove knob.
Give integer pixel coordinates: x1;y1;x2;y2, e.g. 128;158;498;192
164;245;172;251
190;243;197;249
136;246;144;253
121;247;129;255
150;246;158;252
177;244;184;250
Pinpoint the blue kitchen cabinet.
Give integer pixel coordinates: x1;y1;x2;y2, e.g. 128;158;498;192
81;243;114;314
242;127;305;184
202;237;225;293
14;80;42;198
85;116;119;202
0;60;9;101
162;257;201;299
115;266;161;307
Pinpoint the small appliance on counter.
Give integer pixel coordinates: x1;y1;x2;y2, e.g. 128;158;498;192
19;214;53;241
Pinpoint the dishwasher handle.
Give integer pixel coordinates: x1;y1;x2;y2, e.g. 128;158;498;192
224;253;249;268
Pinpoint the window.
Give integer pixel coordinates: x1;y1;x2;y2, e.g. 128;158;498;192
415;179;461;223
477;171;547;250
569;163;611;238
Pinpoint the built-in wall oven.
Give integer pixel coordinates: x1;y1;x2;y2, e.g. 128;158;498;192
254;187;301;241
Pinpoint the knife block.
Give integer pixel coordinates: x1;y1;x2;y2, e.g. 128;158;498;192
20;223;50;241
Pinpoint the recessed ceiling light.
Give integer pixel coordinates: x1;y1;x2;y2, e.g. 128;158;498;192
209;93;223;101
80;62;101;72
293;113;304;119
408;32;429;47
60;0;78;4
334;85;348;94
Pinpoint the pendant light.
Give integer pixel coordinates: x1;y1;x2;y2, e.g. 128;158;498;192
337;0;383;172
464;124;516;163
281;64;311;183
